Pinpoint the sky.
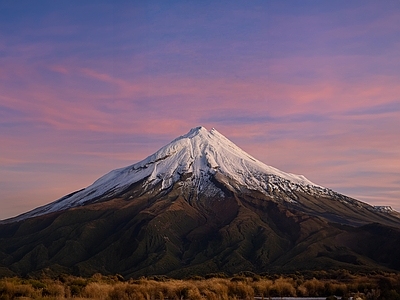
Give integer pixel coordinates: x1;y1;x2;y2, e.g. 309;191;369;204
1;0;400;220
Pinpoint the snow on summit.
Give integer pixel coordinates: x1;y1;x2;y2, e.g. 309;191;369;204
5;126;323;222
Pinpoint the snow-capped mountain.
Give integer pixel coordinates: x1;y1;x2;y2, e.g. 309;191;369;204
4;126;393;223
2;126;400;277
7;126;335;222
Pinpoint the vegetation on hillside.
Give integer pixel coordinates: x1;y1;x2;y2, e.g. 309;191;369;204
1;270;400;299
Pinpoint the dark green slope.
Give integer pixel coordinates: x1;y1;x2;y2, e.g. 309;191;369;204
1;187;400;278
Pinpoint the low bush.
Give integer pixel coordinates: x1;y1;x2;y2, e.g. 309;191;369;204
0;271;399;299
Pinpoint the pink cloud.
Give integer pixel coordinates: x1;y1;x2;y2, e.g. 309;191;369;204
3;55;400;138
2;61;399;137
2;49;400;219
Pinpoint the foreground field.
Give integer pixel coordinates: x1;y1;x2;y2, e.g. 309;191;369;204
0;271;399;300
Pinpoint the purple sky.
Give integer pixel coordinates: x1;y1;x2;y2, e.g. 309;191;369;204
1;1;400;220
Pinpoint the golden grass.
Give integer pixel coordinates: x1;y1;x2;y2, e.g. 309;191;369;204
0;271;399;299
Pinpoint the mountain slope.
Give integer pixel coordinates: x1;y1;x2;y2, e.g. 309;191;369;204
1;126;400;278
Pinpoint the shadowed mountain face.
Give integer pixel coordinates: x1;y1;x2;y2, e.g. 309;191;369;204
1;127;400;278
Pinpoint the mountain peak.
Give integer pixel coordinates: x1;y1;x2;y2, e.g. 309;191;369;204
179;126;221;140
186;125;208;135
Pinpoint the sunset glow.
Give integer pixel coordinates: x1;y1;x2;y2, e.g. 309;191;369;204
1;1;400;219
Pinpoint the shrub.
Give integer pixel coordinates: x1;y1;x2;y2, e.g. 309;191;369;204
83;282;112;299
330;283;348;297
252;279;273;297
10;283;36;298
0;280;16;297
297;284;308;296
195;278;228;299
28;279;46;290
303;278;325;296
228;281;254;299
270;277;296;297
43;282;65;297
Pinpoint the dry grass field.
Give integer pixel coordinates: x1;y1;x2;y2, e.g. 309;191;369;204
0;270;399;299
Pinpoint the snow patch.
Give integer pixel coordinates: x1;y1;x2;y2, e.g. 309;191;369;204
374;206;393;213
